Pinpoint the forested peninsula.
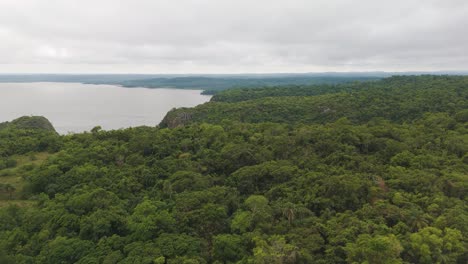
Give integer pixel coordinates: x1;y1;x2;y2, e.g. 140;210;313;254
0;75;467;263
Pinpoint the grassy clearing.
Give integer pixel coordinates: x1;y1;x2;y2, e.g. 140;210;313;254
0;200;35;208
14;152;51;167
0;152;51;206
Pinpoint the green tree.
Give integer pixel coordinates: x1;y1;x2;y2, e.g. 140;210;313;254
251;235;299;264
37;237;94;264
409;227;464;264
213;234;247;263
345;234;403;264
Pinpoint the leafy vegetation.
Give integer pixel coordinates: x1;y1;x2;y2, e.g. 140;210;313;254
0;75;466;263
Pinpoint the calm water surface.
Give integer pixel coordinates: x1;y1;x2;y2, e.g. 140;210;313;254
0;82;211;134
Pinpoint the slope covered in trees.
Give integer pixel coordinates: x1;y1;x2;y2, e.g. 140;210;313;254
161;75;468;128
0;76;467;263
120;76;380;94
0;116;60;157
210;75;466;103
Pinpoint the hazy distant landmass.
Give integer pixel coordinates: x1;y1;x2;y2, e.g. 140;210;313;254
0;74;160;84
120;75;383;94
1;72;466;94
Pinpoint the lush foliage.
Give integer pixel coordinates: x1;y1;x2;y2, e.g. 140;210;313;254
0;76;466;263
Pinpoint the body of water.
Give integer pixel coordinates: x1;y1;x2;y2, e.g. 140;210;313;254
0;82;211;134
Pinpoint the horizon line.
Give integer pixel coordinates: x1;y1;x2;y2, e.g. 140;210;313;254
1;70;468;75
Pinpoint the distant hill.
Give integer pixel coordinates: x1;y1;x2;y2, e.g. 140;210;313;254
119;75;381;93
0;116;56;132
161;75;468;127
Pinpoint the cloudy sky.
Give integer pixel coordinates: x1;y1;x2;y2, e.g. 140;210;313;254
0;0;467;73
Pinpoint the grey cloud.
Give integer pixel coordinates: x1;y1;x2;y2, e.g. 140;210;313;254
0;0;467;73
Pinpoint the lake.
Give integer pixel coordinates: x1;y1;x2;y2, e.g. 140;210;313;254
0;82;211;134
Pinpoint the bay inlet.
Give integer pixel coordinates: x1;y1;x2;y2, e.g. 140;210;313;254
0;82;211;134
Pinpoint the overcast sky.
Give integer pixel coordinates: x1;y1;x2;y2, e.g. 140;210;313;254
0;0;467;73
